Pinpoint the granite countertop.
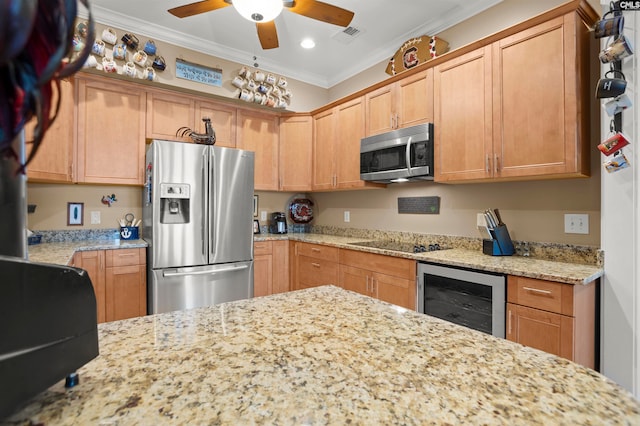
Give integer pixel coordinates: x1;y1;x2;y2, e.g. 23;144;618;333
256;233;603;285
28;239;148;266
4;286;638;425
28;231;602;285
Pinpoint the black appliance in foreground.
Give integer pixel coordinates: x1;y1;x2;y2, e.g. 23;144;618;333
0;256;99;419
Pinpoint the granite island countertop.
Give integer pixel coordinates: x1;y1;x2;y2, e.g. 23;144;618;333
3;286;638;425
256;233;603;285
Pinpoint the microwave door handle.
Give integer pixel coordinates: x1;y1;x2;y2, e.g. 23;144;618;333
405;136;413;175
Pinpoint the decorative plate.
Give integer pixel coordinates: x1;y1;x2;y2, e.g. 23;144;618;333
289;197;314;224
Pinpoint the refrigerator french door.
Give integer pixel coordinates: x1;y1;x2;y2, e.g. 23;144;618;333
144;140;255;314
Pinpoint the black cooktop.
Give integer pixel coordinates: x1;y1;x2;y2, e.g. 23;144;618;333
348;240;448;254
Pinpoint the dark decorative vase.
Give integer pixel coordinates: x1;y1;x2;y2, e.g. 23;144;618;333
0;132;27;258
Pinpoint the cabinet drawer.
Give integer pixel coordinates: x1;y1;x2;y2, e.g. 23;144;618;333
296;242;339;262
298;256;339;288
508;276;573;315
254;241;272;256
105;248;144;268
340;248;415;280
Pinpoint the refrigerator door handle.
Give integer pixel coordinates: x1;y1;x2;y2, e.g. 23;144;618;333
162;264;249;277
201;151;208;257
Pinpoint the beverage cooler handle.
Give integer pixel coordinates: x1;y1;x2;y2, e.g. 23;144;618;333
163;264;249;277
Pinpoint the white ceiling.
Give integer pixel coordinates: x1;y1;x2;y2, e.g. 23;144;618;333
85;0;502;88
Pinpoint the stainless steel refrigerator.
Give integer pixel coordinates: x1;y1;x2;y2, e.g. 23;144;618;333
143;140;254;314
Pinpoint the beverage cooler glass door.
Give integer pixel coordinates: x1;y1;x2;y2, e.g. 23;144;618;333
417;263;506;337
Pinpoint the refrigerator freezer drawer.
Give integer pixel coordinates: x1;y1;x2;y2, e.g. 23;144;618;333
149;261;253;314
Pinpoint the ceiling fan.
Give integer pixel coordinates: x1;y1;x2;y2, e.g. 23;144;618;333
168;0;355;50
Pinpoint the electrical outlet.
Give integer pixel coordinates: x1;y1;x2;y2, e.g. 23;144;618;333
564;213;589;234
344;211;350;222
90;211;101;224
260;210;267;221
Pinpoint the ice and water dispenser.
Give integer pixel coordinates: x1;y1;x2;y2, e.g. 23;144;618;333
160;183;190;224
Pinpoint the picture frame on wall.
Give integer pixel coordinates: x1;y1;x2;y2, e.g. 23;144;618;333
253;195;258;217
67;202;84;226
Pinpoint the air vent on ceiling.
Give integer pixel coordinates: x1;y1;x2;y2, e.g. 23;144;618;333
331;26;364;44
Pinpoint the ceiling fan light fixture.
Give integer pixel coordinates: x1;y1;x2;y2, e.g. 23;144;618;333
233;0;283;23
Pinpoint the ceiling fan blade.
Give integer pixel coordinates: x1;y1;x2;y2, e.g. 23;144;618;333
168;0;230;18
287;0;354;27
256;21;279;49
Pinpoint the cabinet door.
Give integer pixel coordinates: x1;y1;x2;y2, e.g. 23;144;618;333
494;16;585;178
237;109;279;190
253;254;273;297
146;90;195;142
272;240;290;294
396;69;433;130
335;97;365;189
507;303;574;361
195;100;236;148
434;46;493;182
254;241;273;297
297;256;338;290
312;109;336;190
76;77;146;185
74;250;105;323
105;264;146;322
279;115;312;192
373;272;415;310
26;79;75;183
339;264;370;297
365;84;394;136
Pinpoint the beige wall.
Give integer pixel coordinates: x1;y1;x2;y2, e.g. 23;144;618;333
28;184;142;230
84;21;329;112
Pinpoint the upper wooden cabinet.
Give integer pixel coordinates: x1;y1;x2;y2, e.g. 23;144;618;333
25;79;75;183
434;46;493;182
236;109;279;190
312;97;384;191
195;100;236;148
146;90;195;142
493;14;589;179
76;76;146;185
434;11;592;183
146;90;237;148
365;69;433;136
279;114;312;192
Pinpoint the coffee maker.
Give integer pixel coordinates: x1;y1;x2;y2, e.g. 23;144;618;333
269;212;287;234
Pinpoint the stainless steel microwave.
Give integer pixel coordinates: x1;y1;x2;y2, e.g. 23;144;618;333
360;123;433;183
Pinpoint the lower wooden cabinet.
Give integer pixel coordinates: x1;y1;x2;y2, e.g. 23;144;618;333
291;242;339;290
506;275;596;369
73;248;147;323
290;242;416;310
254;240;289;297
339;249;416;310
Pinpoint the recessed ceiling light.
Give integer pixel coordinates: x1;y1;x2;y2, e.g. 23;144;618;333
300;38;315;49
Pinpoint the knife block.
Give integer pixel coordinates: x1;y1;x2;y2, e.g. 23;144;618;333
482;224;515;256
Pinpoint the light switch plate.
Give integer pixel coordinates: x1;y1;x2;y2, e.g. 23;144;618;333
564;213;588;234
260;210;267;221
344;211;350;222
91;211;101;224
